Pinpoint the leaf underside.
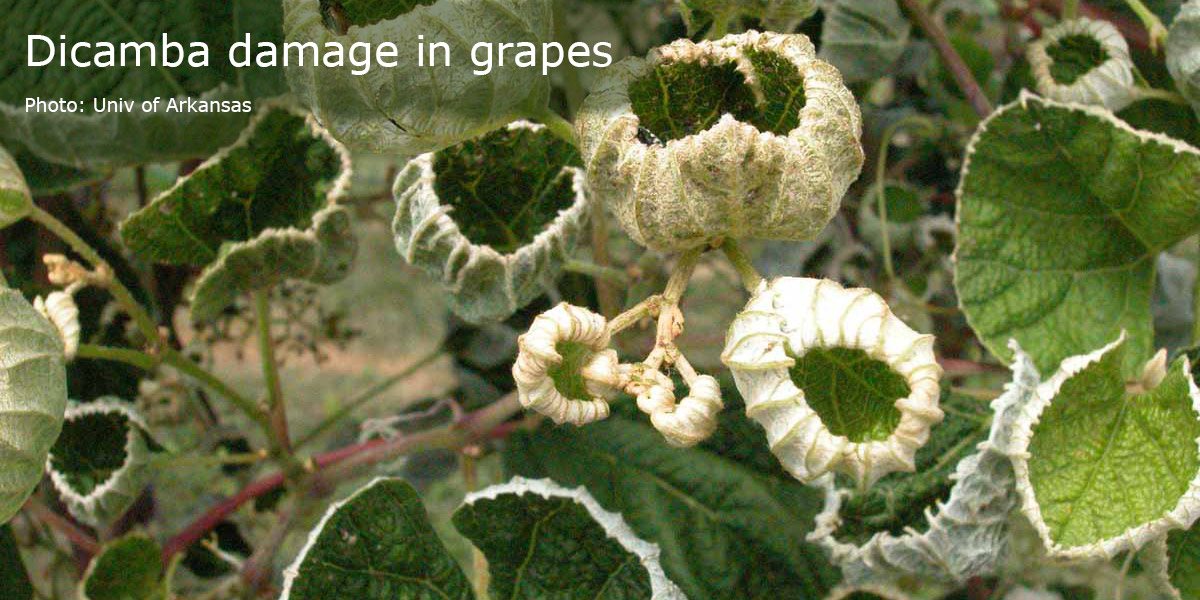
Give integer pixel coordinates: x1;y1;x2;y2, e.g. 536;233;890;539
283;479;473;600
49;411;131;496
82;536;164;600
955;95;1200;376
834;393;990;544
433;125;581;254
628;48;806;142
121;108;344;266
1027;342;1200;549
1047;34;1109;85
453;491;655;599
788;347;908;443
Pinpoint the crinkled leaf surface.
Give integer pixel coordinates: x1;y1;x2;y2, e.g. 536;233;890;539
0;0;286;168
80;535;164;600
452;481;658;599
503;391;840;600
281;478;473;600
788;347;909;443
121;107;346;266
1166;524;1200;598
0;288;66;524
0;146;32;229
955;94;1200;376
833;392;990;545
818;0;911;84
433;125;581;253
0;524;31;600
1027;339;1200;550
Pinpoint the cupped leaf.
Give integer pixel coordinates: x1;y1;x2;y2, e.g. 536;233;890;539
954;93;1200;377
1169;0;1200;116
190;204;356;321
120;105;350;267
0;524;32;600
818;0;911;84
1143;524;1200;599
0;0;286;168
503;397;841;600
47;399;156;527
394;122;590;323
280;477;473;600
1011;335;1200;559
453;477;686;599
0;288;67;524
0;146;32;230
282;0;553;154
79;535;165;600
788;348;909;443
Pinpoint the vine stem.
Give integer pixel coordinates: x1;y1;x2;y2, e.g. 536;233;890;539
161;393;523;563
254;290;294;465
563;258;632;285
1063;0;1079;18
1122;0;1168;52
536;108;578;148
719;239;762;293
899;0;992;118
24;497;99;556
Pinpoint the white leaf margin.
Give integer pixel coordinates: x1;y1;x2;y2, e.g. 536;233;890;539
808;339;1037;584
392;121;592;324
1009;331;1200;560
1026;17;1137;111
462;476;689;600
46;398;154;528
1140;534;1185;600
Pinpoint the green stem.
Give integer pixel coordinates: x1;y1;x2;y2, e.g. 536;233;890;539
719;239;762;293
1123;0;1168;51
76;343;158;370
294;348;445;449
1134;86;1190;105
1063;0;1079;19
537;108;579;148
254;290;293;461
563;258;632;285
151;451;266;469
874;116;937;284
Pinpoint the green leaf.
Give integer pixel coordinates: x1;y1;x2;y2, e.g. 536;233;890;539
11;147;107;197
453;477;685;599
120;106;348;267
1046;34;1110;85
47;399;155;527
281;477;473;600
679;0;818;34
0;524;31;600
80;535;165;600
1164;524;1200;598
189;204;356;321
0;146;32;230
818;0;911;84
0;288;67;524
788;347;909;443
0;0;286;168
283;0;552;154
1014;335;1200;557
503;398;840;599
954;93;1200;376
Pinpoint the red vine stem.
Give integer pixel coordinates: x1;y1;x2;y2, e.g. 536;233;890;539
900;0;993;118
24;497;99;556
161;393;522;562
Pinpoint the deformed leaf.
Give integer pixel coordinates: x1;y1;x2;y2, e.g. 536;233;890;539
818;0;911;84
1027;18;1137;111
79;535;165;600
0;146;32;230
0;288;67;524
453;477;686;599
393;121;591;323
1010;334;1200;559
282;0;553;154
1142;525;1200;599
47;399;156;527
954;92;1200;377
190;204;356;321
504;405;841;599
280;477;473;600
1169;0;1200;116
121;105;350;267
0;0;286;169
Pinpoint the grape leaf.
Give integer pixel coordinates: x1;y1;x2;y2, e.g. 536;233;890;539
1164;525;1200;598
80;535;165;600
1014;335;1200;557
453;478;685;599
503;400;840;599
0;0;286;168
955;93;1200;376
0;146;32;230
281;478;473;600
0;288;66;524
788;347;909;443
818;0;911;84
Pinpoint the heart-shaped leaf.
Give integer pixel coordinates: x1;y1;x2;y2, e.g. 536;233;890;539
0;0;286;168
955;92;1200;376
